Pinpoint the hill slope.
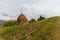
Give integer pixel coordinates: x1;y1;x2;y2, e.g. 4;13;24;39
0;16;60;40
0;20;5;22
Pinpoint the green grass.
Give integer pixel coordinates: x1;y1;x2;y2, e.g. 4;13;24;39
0;16;60;40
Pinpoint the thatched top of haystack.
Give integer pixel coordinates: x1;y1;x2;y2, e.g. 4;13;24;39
16;13;28;25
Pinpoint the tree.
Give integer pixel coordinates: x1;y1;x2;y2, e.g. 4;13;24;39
38;15;45;21
29;18;36;23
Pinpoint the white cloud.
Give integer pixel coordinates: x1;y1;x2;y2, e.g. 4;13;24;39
0;13;11;20
0;0;60;20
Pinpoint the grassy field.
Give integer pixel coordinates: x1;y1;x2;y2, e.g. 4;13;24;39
0;16;60;40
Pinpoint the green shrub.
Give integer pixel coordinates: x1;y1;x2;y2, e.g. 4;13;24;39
29;18;36;23
38;16;45;21
3;20;16;27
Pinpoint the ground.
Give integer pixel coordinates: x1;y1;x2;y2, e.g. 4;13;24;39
0;16;60;40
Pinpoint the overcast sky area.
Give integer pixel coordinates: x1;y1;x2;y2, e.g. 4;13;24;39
0;0;60;20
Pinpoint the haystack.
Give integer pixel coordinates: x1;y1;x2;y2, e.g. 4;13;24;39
16;13;28;25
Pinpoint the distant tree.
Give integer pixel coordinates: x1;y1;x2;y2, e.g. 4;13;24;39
29;18;36;23
3;20;16;27
38;15;45;21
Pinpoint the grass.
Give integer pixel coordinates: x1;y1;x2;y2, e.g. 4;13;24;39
0;16;60;40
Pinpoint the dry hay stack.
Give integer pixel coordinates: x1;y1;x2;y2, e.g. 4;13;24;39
17;13;28;25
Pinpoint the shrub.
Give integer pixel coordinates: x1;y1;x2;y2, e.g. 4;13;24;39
3;20;16;27
38;16;45;21
29;18;36;23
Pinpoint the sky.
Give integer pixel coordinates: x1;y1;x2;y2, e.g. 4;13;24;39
0;0;60;20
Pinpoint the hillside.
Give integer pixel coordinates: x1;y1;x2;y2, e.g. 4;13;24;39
0;20;5;22
0;16;60;40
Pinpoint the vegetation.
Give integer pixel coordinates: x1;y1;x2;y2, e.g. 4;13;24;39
0;16;60;40
3;20;16;27
29;18;36;23
38;15;46;21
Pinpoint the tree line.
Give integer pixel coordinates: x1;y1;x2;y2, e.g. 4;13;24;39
29;15;46;23
2;15;46;27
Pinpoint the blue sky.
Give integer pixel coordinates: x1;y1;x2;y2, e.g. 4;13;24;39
0;0;60;20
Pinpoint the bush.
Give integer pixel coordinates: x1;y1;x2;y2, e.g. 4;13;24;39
3;20;16;27
29;18;36;23
38;16;45;21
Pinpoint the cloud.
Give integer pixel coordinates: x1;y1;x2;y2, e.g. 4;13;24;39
0;0;60;20
0;13;11;20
